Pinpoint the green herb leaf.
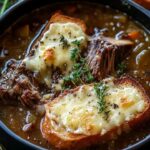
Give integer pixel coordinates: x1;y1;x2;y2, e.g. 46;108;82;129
63;38;93;89
72;40;81;47
0;0;12;15
62;57;94;89
117;62;126;75
94;82;107;113
70;40;81;61
86;71;94;82
70;48;79;61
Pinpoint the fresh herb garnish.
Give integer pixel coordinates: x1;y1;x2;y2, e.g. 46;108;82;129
0;0;12;15
62;39;94;89
60;35;69;48
70;48;79;61
63;58;94;86
94;82;107;113
86;71;94;82
117;62;126;75
72;40;81;47
70;40;81;61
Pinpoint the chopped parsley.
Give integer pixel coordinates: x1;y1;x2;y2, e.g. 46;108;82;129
94;82;107;113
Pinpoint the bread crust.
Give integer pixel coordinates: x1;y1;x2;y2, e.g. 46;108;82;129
50;12;86;32
41;76;150;150
27;12;86;57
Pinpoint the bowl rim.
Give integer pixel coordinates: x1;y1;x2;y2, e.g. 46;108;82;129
0;121;46;150
0;0;150;150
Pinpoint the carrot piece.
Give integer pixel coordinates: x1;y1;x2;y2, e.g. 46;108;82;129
128;31;140;39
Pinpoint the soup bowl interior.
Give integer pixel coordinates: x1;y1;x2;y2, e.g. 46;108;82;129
0;0;150;150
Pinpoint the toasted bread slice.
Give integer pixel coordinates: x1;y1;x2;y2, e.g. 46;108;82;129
41;76;150;149
23;12;87;87
26;12;86;56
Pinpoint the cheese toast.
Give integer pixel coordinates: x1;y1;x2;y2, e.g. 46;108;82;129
41;76;150;149
23;12;87;87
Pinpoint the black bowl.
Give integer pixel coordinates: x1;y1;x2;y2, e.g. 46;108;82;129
0;0;150;150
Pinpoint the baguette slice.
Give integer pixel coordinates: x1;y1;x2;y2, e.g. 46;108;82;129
23;12;87;87
27;12;87;56
41;76;150;149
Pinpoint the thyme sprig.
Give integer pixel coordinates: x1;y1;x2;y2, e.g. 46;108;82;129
94;82;107;113
70;40;82;61
62;40;94;89
63;57;94;89
70;48;79;61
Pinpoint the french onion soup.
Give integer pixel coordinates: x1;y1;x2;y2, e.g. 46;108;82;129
0;2;150;150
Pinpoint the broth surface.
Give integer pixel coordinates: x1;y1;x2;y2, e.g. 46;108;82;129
0;2;150;150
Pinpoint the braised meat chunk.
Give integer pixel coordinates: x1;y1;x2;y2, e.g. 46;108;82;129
87;35;133;80
0;60;41;107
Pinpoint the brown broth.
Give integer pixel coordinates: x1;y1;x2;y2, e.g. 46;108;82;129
0;2;150;150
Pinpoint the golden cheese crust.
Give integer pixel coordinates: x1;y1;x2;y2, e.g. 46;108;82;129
24;12;87;87
41;76;150;150
28;11;86;56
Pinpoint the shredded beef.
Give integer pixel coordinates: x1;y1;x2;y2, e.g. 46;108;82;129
0;59;41;107
87;32;133;80
87;37;116;80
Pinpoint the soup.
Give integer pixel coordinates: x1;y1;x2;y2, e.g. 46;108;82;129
0;2;150;150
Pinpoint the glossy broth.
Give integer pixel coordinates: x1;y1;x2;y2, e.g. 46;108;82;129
0;2;150;150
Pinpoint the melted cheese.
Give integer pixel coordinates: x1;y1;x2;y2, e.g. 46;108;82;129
45;80;146;136
23;22;87;86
